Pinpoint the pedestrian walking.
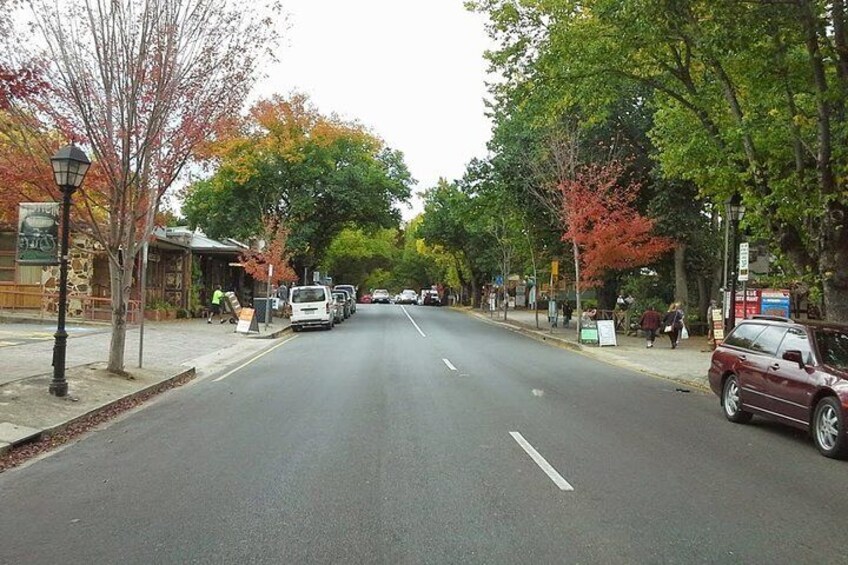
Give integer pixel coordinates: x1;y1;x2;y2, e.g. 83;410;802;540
562;301;573;328
639;305;662;348
662;302;685;348
208;285;226;324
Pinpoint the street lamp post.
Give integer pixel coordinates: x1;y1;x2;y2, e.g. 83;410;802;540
726;193;746;331
49;144;91;397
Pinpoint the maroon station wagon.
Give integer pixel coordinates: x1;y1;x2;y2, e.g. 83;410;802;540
708;316;848;459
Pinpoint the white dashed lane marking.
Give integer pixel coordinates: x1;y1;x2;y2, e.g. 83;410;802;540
509;431;574;492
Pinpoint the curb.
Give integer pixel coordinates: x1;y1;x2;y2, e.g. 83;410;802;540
0;313;111;327
456;308;584;352
457;307;711;392
0;366;196;457
252;324;292;340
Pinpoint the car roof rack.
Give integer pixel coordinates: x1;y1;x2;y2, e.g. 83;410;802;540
749;314;794;323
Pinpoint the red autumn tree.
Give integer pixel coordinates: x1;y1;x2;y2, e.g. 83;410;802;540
240;218;298;286
560;162;674;289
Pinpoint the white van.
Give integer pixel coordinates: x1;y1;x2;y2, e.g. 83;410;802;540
290;285;334;331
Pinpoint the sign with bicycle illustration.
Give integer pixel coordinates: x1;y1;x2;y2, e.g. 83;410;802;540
17;203;59;265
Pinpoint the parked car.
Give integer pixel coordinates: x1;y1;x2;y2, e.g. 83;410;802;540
372;289;391;304
290;285;334;331
707;316;848;459
331;291;348;323
397;289;417;305
334;285;357;314
421;289;441;306
332;288;353;318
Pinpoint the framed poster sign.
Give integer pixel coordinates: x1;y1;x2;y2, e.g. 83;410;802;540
17;203;59;265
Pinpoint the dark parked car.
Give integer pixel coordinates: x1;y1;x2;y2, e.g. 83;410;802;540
421;289;441;306
708;316;848;459
334;285;357;314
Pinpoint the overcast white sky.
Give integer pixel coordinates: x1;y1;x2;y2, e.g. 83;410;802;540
251;1;495;219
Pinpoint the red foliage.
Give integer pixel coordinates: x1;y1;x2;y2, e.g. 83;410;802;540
560;162;674;288
239;218;298;285
0;112;111;230
0;64;47;110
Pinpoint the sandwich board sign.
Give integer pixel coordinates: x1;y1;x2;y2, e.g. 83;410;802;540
236;308;260;334
597;319;617;347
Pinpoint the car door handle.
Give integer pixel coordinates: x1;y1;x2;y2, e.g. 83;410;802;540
770;363;780;370
739;355;747;361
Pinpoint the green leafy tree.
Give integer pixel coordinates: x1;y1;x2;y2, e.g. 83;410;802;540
471;0;848;320
321;227;399;290
183;94;413;278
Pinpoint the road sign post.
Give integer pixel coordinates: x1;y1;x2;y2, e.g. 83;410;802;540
738;242;749;282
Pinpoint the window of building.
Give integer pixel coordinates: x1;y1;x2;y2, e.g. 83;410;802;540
0;232;16;283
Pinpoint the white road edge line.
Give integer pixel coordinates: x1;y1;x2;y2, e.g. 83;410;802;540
212;334;299;383
509;431;574;491
400;305;426;337
442;358;457;371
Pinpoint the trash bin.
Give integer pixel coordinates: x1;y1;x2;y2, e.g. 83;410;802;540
253;298;273;323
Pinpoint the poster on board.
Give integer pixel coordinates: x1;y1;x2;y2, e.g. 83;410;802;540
597;319;617;347
236;308;259;334
17;203;59;265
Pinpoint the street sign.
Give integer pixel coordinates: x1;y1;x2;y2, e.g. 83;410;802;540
738;242;749;282
551;260;559;277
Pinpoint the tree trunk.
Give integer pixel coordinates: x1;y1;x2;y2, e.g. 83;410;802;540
674;244;688;306
107;253;131;375
820;204;848;321
697;276;708;324
470;277;478;308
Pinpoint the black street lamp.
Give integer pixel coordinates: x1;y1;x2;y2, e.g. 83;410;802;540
726;193;746;331
49;144;90;397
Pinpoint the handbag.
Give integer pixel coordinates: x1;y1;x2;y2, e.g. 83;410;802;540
680;324;689;340
663;325;672;333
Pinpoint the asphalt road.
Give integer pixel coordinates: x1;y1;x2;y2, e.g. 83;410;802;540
1;304;846;564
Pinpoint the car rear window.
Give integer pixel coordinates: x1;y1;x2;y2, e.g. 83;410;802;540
723;323;767;350
291;288;326;303
815;329;848;370
749;326;788;356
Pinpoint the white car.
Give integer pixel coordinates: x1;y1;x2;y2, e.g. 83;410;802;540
290;285;334;331
397;289;418;304
372;289;391;304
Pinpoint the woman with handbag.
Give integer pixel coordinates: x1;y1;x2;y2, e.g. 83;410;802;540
662;302;684;349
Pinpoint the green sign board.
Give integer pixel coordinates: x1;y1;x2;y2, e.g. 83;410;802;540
580;327;599;344
17;203;59;265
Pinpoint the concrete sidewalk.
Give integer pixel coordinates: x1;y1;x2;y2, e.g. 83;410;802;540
0;311;290;456
462;307;712;391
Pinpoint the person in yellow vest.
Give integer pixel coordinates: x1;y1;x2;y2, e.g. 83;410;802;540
208;285;226;324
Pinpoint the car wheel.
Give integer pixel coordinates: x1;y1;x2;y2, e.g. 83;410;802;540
813;397;848;459
722;375;753;424
292;325;300;333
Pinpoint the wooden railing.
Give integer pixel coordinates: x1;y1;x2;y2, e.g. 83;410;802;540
0;288;141;324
